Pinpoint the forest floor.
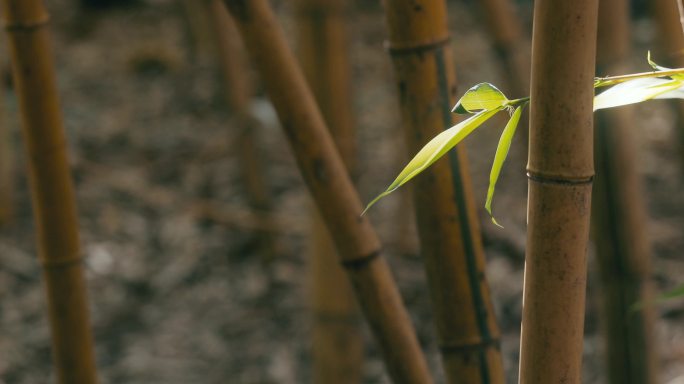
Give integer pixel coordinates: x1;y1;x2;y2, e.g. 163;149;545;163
1;1;684;383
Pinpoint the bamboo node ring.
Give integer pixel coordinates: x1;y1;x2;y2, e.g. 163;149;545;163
340;249;381;271
385;35;451;56
39;255;83;270
526;171;594;186
2;15;51;32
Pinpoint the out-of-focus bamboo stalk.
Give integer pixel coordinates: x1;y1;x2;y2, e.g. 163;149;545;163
593;0;658;382
653;0;684;171
206;0;275;262
519;1;598;383
477;0;530;99
222;1;432;382
0;82;11;225
295;0;363;382
381;2;504;383
0;0;98;383
181;0;214;63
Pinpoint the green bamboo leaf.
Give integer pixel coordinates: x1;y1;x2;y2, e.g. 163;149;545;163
631;283;684;311
362;108;501;214
593;77;684;111
485;106;523;227
452;82;508;114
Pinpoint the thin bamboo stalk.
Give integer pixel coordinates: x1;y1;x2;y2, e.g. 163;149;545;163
222;1;432;382
381;2;504;383
593;0;658;382
0;84;11;225
0;0;98;383
294;0;363;382
181;0;214;63
477;0;530;99
518;1;598;383
206;0;275;262
652;0;684;171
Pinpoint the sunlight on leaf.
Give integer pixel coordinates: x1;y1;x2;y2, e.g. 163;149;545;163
362;108;501;215
452;83;508;114
486;106;523;227
593;77;684;111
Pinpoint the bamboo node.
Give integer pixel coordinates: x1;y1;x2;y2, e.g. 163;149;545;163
40;255;83;270
2;14;50;32
526;171;594;186
340;249;381;271
439;337;501;355
385;35;451;56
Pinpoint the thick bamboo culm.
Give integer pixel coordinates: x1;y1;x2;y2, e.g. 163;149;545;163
0;0;98;383
652;0;684;170
477;0;530;99
594;0;658;382
381;2;504;383
294;0;363;382
206;0;275;261
0;86;11;225
518;1;598;383
222;1;432;383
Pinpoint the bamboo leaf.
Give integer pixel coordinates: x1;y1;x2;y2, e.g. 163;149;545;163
631;283;684;311
593;77;684;111
486;106;523;227
363;108;501;214
452;83;508;114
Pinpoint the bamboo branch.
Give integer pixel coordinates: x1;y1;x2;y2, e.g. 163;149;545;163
0;0;98;382
222;1;432;382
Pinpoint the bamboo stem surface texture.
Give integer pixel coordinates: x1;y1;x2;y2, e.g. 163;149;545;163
519;1;598;383
1;0;98;383
207;0;275;262
594;0;658;382
295;0;363;382
381;1;504;383
222;1;432;382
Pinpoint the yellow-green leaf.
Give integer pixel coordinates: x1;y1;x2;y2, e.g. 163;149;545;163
452;82;508;114
362;108;501;214
593;77;683;111
485;106;523;227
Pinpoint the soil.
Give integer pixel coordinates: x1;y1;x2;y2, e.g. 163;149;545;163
1;1;683;383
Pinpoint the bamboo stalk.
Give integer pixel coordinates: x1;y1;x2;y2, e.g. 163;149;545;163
0;0;98;383
593;0;658;382
652;0;684;171
206;0;275;262
0;82;11;225
294;0;363;382
222;1;432;382
381;2;504;383
518;1;598;383
477;0;530;99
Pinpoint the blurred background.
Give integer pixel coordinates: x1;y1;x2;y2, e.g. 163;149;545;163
1;0;684;382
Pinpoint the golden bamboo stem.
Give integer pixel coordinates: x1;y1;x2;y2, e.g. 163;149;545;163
593;0;658;382
206;0;275;261
477;0;530;98
294;0;363;382
381;2;504;383
518;1;598;383
222;1;432;382
652;0;684;171
0;0;98;383
0;83;11;225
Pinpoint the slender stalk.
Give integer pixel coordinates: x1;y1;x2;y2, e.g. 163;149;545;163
0;83;11;225
593;1;658;382
518;1;598;383
222;1;432;382
652;0;684;172
477;0;530;99
206;0;275;262
0;0;98;383
594;67;684;87
181;0;214;63
381;2;504;383
294;0;363;381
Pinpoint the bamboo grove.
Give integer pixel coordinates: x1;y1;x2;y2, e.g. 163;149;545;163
3;0;684;382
